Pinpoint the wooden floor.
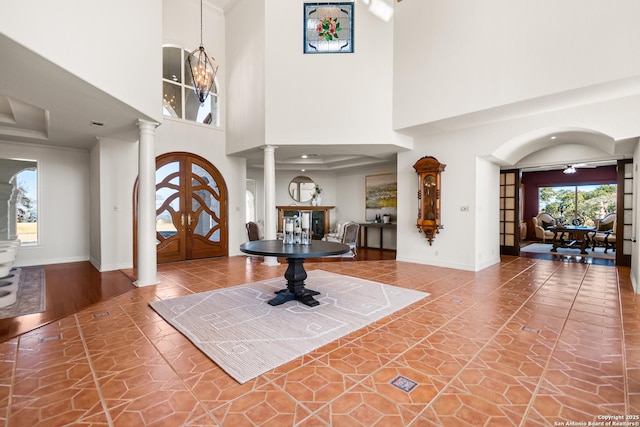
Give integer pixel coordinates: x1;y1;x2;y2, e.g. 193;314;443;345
0;248;396;343
0;262;135;343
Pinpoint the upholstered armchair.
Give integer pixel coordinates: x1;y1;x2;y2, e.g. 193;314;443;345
591;213;616;253
324;221;360;257
532;213;558;243
324;221;355;242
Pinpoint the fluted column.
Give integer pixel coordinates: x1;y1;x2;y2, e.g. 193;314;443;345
136;120;159;286
262;145;279;266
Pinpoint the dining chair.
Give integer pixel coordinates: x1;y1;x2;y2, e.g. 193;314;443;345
246;221;261;241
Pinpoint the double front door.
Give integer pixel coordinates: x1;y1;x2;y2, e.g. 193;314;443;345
153;152;228;263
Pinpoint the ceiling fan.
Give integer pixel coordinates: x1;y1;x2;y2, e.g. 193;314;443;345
563;161;610;174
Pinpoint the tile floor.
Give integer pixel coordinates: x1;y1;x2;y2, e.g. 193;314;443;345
0;255;637;426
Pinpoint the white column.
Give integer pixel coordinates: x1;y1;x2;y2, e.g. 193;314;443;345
7;180;18;240
0;182;12;240
135;120;159;286
262;145;279;266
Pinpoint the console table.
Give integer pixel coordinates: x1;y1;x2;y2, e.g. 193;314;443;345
358;222;396;249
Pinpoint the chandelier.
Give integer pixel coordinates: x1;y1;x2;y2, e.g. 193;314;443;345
186;0;218;104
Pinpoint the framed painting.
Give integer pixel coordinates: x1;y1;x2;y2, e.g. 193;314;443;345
365;174;397;221
304;2;354;54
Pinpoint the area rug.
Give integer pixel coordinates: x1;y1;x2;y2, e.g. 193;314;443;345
0;267;46;319
520;243;615;260
150;270;429;384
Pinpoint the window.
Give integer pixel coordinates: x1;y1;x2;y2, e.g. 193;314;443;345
246;179;256;223
16;168;38;244
538;184;616;226
162;46;219;126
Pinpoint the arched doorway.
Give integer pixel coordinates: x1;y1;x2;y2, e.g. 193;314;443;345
493;129;632;267
134;152;228;264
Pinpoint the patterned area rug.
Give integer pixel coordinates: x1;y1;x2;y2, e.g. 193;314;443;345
0;267;46;319
150;270;429;384
520;243;615;260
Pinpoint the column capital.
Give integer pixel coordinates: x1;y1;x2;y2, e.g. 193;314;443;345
261;145;278;153
136;119;160;131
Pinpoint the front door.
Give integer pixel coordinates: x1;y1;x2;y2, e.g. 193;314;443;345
154;152;228;263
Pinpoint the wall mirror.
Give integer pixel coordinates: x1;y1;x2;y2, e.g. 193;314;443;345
288;175;315;203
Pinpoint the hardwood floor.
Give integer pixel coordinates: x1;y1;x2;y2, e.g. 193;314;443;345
0;249;396;343
0;262;135;343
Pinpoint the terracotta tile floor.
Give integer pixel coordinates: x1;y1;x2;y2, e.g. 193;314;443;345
0;255;637;426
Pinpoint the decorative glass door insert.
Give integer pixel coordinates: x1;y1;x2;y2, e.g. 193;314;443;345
153;152;227;263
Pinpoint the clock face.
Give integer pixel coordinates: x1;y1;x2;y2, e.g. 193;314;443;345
423;175;435;186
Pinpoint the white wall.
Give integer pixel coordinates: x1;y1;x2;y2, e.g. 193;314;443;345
89;143;101;267
93;138;139;271
393;0;640;130
475;158;500;270
0;0;162;122
226;0;411;155
225;0;266;154
397;136;481;270
0;141;90;267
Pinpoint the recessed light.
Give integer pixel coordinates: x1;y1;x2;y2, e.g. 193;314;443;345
301;169;306;172
550;136;557;140
301;155;308;159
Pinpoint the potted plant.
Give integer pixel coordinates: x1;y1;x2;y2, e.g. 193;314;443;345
311;185;322;206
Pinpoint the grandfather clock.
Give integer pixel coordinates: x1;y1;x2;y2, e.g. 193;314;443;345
413;156;446;245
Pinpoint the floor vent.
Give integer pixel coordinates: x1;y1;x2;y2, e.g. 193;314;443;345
521;325;541;334
39;334;62;343
391;375;418;393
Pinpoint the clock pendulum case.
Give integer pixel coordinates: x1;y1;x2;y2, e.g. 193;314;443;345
413;156;446;245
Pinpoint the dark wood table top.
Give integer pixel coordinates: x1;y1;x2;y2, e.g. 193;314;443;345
549;225;595;232
240;240;350;258
359;222;396;228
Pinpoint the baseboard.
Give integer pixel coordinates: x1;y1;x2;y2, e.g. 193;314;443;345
631;270;639;294
13;255;89;268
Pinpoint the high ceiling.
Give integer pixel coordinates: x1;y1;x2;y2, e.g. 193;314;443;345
0;26;400;173
0;33;150;152
0;2;631;173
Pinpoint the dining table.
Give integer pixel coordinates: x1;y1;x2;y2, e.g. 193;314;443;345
239;239;350;307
